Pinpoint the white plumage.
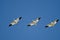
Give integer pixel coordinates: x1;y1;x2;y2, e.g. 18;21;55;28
9;17;22;27
27;17;41;26
45;19;59;28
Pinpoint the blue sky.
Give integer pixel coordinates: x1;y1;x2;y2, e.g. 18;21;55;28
0;0;60;40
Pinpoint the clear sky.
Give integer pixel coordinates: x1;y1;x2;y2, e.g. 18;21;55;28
0;0;60;40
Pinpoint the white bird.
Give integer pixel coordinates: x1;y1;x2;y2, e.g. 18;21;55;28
27;17;41;26
45;19;59;28
9;17;22;27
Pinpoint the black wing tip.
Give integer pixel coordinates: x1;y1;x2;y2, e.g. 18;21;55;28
27;25;31;26
9;24;12;27
45;26;48;28
38;17;41;20
56;19;59;22
19;17;22;20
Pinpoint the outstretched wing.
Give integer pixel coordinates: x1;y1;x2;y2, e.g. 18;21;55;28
27;17;41;26
45;19;59;28
9;17;22;27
